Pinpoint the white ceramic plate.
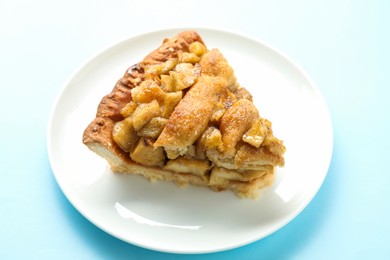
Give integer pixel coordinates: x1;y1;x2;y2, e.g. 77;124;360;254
47;28;333;254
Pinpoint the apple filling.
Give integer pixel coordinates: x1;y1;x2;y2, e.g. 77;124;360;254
111;42;285;197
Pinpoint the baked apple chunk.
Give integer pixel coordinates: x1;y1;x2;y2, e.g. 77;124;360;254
83;31;285;198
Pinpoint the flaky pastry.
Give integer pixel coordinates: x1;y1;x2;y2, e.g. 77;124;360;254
83;31;285;198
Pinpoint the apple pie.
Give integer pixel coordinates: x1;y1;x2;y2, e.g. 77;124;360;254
83;31;285;198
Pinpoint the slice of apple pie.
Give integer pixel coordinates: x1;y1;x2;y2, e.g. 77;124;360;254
83;31;285;198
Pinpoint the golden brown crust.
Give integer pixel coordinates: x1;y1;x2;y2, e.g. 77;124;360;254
84;31;203;146
83;31;227;190
95;31;203;122
83;117;130;162
220;99;259;156
200;48;237;90
154;76;227;149
83;31;284;198
96;80;134;121
143;31;204;65
235;142;285;167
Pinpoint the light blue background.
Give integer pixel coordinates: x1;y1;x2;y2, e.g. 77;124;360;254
1;0;389;259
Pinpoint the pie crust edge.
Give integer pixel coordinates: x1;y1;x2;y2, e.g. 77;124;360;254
82;31;281;198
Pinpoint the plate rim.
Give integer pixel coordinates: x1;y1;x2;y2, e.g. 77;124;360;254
47;27;333;254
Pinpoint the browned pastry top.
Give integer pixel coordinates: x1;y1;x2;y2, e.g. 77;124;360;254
82;30;285;198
